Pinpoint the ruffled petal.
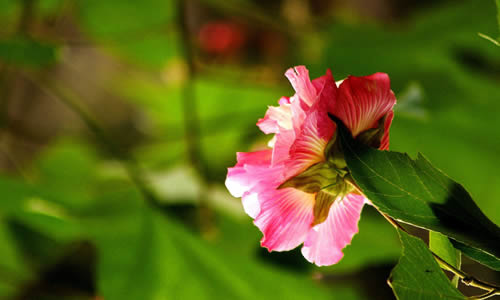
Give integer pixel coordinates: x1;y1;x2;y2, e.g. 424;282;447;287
312;69;336;98
255;188;315;252
284;109;335;179
285;66;317;107
257;97;293;134
225;150;273;198
332;73;396;137
289;95;308;136
227;149;286;221
301;193;366;266
270;128;295;166
241;192;260;218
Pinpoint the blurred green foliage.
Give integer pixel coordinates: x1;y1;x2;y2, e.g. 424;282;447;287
0;0;498;299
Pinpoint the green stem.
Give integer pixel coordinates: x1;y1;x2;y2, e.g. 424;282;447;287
177;0;215;236
378;211;500;297
22;72;162;209
470;289;500;300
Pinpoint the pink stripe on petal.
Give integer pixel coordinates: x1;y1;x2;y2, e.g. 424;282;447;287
301;193;365;266
255;188;315;252
285;66;318;107
289;95;308;136
285;109;335;178
312;69;336;97
333;73;396;137
236;150;272;166
271;129;295;166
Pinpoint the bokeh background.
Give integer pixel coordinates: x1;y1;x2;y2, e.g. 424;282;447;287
0;0;499;299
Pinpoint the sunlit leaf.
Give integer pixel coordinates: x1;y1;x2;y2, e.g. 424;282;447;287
389;229;465;300
334;117;500;262
429;231;460;286
451;240;500;271
315;0;500;226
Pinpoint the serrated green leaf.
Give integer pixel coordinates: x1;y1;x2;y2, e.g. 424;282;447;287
429;231;460;287
389;229;465;300
334;117;500;264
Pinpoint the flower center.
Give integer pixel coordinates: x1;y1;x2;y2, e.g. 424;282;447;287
279;132;356;226
278;116;388;226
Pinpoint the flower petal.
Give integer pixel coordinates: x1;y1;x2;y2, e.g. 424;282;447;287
225;150;272;198
257;97;293;134
285;66;317;107
312;69;336;97
301;193;366;266
332;73;396;137
270;128;296;166
241;192;261;218
379;110;394;150
255;188;315;252
284;109;335;179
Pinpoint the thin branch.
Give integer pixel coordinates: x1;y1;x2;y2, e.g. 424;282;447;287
379;210;500;296
470;289;500;300
177;0;215;236
178;0;202;174
21;72;162;209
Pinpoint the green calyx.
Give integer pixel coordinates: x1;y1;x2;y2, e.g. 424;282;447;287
278;131;352;196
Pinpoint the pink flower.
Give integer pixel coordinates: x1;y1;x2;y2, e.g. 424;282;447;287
226;66;396;266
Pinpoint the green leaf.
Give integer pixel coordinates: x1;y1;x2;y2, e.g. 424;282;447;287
429;231;460;287
0;36;58;67
389;229;465;300
451;240;500;271
314;0;500;227
333;117;500;263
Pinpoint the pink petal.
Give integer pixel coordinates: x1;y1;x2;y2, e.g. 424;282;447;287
289;94;308;136
314;69;338;114
285;66;318;107
284;109;335;179
226;150;285;220
257;97;293;134
271;128;296;166
301;193;366;266
225;150;272;198
332;73;396;138
241;192;260;218
312;69;336;97
255;188;315;252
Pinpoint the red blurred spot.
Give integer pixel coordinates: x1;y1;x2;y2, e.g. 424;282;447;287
198;21;246;55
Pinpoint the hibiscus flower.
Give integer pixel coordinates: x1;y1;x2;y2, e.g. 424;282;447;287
225;66;396;266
